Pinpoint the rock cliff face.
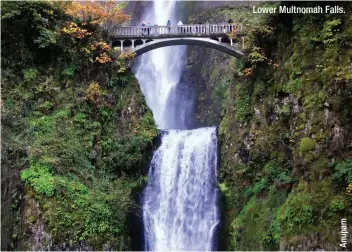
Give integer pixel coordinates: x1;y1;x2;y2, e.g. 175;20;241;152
1;144;22;250
186;2;352;251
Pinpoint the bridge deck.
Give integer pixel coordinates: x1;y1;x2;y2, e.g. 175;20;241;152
109;24;244;40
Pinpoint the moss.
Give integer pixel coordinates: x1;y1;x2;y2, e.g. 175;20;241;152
279;179;350;245
27;215;37;224
303;152;316;165
283;78;302;94
229;186;287;250
298;124;305;130
298;112;307;121
300;137;315;153
310;157;329;179
328;95;342;112
330;196;346;212
280;105;291;117
234;84;252;122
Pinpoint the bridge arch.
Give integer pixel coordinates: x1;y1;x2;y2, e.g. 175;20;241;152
134;39;144;47
123;40;132;47
128;37;244;58
112;40;121;47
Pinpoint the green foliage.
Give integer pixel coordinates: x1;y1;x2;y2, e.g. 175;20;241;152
332;159;352;185
2;1;67;68
299;137;315;153
253;179;267;195
3;1;157;250
235;84;251;122
22;68;38;83
321;19;341;47
248;47;267;66
281;204;314;226
280;105;291;117
13;78;155;249
230;186;287;250
282;78;301;94
278;179;349;240
61;64;76;78
21;163;55;197
217;2;352;250
53;109;70;120
279;182;316;234
261;208;280;249
34;28;58;48
139;111;159;140
330;196;346;212
37;101;54;113
73;113;87;123
37;176;135;249
29;116;53;135
219;183;231;198
213;78;230;102
108;75;130;88
264;161;294;185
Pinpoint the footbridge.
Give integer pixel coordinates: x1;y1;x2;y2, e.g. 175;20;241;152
108;23;246;58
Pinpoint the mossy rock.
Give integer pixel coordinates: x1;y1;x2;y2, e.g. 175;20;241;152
300;137;315;153
298;124;305;130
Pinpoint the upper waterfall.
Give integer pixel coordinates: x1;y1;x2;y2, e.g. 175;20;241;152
133;0;194;130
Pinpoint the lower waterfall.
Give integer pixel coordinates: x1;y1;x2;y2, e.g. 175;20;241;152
142;127;220;251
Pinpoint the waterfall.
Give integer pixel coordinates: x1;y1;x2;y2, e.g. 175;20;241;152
133;0;220;250
143;128;219;251
134;0;193;130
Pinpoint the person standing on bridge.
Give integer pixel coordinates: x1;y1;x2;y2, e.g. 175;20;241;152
141;22;146;35
228;18;234;32
147;22;151;35
167;20;171;33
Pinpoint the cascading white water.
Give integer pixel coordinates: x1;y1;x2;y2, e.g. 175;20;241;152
134;0;192;130
143;128;219;251
133;0;220;250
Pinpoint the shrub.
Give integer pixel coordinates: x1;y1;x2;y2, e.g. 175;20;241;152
332;159;352;185
61;64;76;78
30;116;53;135
21;163;55;197
86;82;104;104
235;84;251;122
264;161;293;184
330;196;346;212
23;68;38;83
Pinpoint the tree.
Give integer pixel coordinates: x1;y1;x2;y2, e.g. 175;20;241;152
64;0;130;27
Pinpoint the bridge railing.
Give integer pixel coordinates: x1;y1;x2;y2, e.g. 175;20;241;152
110;24;244;38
